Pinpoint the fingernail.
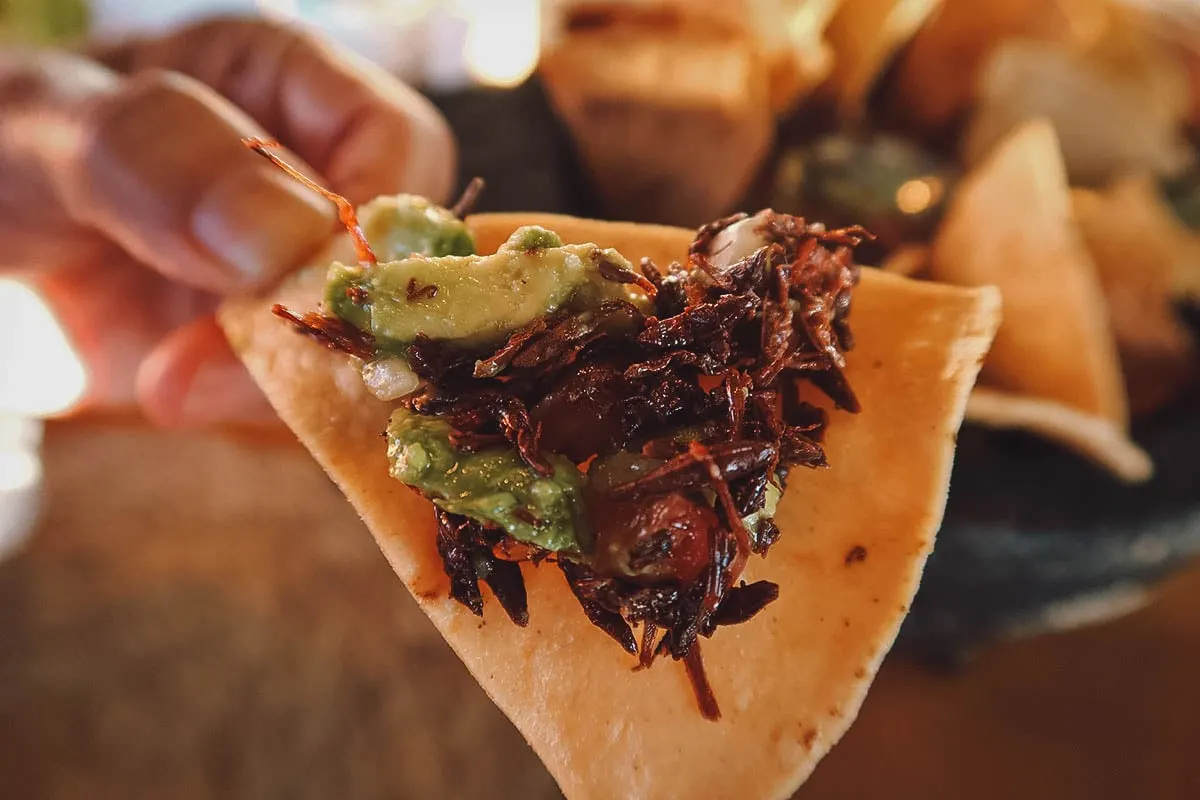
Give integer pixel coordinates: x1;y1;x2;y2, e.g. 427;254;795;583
192;163;336;290
67;73;339;294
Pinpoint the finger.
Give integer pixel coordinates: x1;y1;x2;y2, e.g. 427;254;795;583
136;315;276;428
31;249;214;413
0;49;122;275
51;66;338;294
1;49;337;291
90;17;458;205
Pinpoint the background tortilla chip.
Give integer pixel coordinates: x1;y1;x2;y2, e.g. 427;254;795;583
1073;175;1199;417
930;119;1149;481
966;388;1153;483
219;214;999;800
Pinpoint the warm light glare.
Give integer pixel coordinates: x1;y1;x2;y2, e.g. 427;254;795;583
462;0;540;88
1058;0;1111;48
895;177;943;215
0;279;88;416
0;450;40;494
787;0;839;47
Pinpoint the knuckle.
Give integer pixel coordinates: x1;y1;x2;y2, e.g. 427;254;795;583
80;70;193;152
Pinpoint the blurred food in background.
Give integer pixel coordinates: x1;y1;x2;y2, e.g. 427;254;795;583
757;0;1199;652
818;0;944;122
1073;174;1200;417
770;131;956;262
537;0;839;225
961;16;1193;186
764;0;1200;437
884;0;1115;139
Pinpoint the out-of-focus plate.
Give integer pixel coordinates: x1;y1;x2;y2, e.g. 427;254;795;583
901;383;1200;662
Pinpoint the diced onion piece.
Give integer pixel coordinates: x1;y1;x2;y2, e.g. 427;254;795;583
708;213;770;270
361;357;421;401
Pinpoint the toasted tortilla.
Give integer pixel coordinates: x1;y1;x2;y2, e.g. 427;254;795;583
930;119;1150;481
1073;175;1199;417
541;1;844;114
219;213;999;800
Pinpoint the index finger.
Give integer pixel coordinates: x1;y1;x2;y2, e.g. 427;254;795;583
90;17;458;206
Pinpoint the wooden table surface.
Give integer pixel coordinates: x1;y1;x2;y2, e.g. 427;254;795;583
2;420;1198;799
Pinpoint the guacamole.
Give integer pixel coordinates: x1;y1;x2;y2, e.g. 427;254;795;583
325;222;651;351
387;410;589;553
358;194;476;261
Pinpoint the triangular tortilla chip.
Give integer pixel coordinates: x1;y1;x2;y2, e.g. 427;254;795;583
219;213;999;800
1073;175;1199;416
965;387;1152;481
930;119;1151;482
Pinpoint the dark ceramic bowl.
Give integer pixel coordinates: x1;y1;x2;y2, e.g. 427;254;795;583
900;385;1200;665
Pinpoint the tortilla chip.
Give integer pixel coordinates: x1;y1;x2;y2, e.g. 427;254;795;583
929;119;1149;481
1073;176;1199;416
219;213;999;799
1179;266;1200;306
966;388;1153;483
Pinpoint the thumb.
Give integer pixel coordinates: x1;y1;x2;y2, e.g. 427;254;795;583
51;65;337;294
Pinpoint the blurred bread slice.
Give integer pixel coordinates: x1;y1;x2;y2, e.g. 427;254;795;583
539;1;842;225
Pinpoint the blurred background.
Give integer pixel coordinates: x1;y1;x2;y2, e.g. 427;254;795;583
1;1;1198;798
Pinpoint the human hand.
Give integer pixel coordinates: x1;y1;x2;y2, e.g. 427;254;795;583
0;16;456;426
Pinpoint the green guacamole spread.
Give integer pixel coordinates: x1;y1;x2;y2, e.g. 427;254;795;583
358;194;476;261
387;410;588;553
324;202;650;352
